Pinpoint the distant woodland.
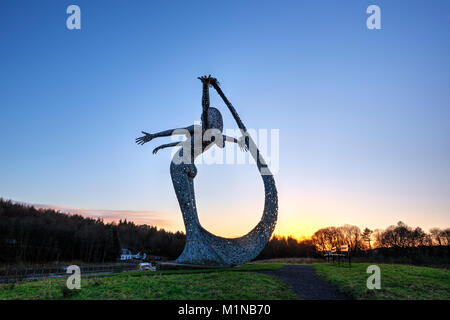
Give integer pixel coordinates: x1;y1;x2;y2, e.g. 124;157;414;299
0;199;448;265
0;199;185;263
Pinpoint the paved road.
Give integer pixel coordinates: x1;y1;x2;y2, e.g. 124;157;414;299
259;265;351;300
0;269;139;283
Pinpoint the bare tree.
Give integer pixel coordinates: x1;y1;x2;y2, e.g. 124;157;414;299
311;229;328;252
340;225;362;252
441;228;450;246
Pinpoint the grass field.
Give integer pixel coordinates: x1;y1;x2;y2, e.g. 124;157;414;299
2;262;449;300
0;263;298;300
313;263;450;300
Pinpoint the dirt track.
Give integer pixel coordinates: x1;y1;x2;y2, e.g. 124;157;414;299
258;265;351;300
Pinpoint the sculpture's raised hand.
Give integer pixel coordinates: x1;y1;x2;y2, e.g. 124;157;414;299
198;75;217;86
135;131;154;145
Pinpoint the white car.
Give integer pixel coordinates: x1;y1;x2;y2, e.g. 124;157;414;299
137;263;156;271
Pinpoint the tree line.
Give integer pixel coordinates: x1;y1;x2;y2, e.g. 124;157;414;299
0;199;316;264
1;199;448;264
311;222;450;264
311;222;450;252
0;199;185;264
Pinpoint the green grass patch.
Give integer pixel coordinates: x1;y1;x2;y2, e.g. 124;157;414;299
312;262;450;300
0;269;297;300
120;262;284;278
233;262;284;271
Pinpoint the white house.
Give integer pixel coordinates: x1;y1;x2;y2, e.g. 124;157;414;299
120;248;147;261
120;248;133;261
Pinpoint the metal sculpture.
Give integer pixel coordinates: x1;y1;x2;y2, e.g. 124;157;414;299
136;76;277;266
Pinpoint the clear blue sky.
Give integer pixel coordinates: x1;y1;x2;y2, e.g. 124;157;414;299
1;0;449;237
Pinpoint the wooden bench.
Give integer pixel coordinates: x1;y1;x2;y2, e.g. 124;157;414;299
324;246;337;262
325;245;351;266
340;244;351;266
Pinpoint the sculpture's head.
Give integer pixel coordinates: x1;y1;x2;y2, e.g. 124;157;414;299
202;107;224;148
204;107;223;132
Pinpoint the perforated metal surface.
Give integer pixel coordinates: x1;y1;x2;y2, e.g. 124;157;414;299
171;83;278;266
138;78;278;266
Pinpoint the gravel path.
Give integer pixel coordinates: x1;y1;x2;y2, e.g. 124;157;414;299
258;265;351;300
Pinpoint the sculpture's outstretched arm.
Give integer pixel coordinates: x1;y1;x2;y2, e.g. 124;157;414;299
210;81;246;132
198;75;217;131
152;142;181;154
223;135;248;151
136;125;195;145
212;80;271;173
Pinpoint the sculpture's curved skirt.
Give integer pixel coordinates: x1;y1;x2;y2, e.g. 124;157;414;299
171;141;278;266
